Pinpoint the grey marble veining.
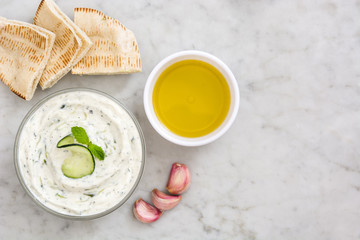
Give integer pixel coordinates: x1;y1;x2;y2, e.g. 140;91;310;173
0;0;360;239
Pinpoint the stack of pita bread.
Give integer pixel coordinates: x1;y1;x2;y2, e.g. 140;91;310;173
0;0;141;101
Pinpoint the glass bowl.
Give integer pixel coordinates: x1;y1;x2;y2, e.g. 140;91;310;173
14;88;146;220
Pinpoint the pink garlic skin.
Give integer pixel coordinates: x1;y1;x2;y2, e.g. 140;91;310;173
133;198;162;223
152;188;182;211
166;163;191;195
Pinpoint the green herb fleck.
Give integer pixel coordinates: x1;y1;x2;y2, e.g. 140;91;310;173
56;193;66;198
88;142;105;160
43;159;47;165
98;188;105;194
84;193;95;197
71;126;89;145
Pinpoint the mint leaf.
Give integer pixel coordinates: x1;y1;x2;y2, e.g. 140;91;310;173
88;142;105;160
68;127;105;161
71;126;89;145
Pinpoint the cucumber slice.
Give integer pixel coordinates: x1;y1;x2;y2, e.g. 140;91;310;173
57;135;75;148
60;144;95;179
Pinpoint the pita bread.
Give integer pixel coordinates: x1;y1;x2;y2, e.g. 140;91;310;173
34;0;92;89
0;18;55;100
48;1;92;74
72;8;141;75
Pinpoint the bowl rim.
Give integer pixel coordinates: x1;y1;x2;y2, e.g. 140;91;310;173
13;88;146;220
143;50;240;146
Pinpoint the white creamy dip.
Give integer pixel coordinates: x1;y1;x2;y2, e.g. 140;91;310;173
17;90;144;216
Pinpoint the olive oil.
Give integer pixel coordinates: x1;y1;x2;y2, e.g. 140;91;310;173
153;60;231;138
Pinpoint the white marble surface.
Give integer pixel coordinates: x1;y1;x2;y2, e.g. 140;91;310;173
0;0;360;239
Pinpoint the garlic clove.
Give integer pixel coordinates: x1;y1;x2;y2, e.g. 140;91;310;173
166;163;191;195
152;188;182;211
133;198;163;223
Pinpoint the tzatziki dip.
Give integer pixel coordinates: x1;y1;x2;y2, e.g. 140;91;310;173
15;89;144;217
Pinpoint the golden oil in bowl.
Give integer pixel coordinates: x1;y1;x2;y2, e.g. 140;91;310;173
152;60;231;138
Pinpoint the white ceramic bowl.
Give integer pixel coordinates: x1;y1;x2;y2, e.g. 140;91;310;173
144;50;240;146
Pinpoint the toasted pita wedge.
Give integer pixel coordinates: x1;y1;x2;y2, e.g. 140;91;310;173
72;8;141;75
0;18;55;100
34;0;92;89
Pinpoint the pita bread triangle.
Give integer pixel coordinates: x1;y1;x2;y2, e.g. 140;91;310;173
72;8;141;75
0;17;55;100
34;0;92;89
